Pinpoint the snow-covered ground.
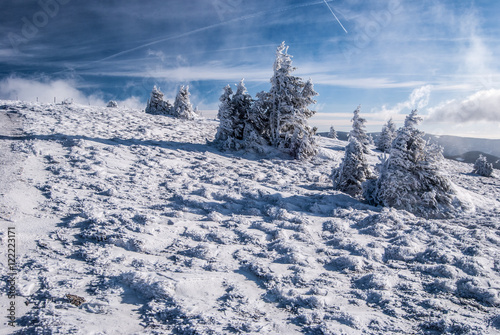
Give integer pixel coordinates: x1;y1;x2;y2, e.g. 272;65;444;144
0;101;499;334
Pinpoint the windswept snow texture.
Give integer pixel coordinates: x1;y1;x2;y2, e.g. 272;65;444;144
0;101;499;334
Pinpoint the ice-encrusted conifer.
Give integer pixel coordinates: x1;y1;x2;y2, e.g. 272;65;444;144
328;125;337;139
333;122;373;197
369;109;457;218
472;154;493;177
376;118;397;152
215;80;256;150
242;90;271;151
145;86;172;115
231;79;253;141
173;85;196;120
214;85;235;149
350;105;370;153
267;42;318;159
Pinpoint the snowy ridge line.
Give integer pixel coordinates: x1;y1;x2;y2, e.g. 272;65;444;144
0;101;498;334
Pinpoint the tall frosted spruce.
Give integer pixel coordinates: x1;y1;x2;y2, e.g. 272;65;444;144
268;42;318;159
214;85;235;149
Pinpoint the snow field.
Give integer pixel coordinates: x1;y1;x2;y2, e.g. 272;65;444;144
0;101;499;334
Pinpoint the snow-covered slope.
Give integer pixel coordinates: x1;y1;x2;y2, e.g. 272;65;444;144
0;101;499;334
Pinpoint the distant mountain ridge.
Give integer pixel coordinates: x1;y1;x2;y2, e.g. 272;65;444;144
319;132;500;169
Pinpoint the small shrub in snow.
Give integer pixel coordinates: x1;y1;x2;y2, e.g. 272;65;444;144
472;154;493;177
328;255;362;272
207;211;223;222
419;264;458;279
355;273;391;290
106;100;118;108
120;272;174;300
456;278;499;305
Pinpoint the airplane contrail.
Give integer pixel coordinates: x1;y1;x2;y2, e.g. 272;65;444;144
66;1;329;72
323;0;348;34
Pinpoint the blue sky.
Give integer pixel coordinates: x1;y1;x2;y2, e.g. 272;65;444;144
1;0;499;138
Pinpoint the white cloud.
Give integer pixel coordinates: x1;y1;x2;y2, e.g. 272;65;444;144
0;76;142;108
375;85;433;118
426;89;500;123
0;76;105;105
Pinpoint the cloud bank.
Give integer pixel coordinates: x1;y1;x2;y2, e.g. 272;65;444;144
427;89;500;123
0;77;143;108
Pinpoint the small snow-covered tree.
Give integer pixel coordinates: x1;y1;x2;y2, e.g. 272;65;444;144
350;105;370;153
333;136;373;197
368;109;457;218
376;118;397;152
472;154;493;177
267;42;318;159
173;85;196;120
146;86;172;115
107;100;118;108
328;125;337;139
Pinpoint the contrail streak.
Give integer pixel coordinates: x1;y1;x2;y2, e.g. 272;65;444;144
67;1;328;72
323;0;348;34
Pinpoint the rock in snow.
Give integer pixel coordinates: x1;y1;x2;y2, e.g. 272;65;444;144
0;101;499;334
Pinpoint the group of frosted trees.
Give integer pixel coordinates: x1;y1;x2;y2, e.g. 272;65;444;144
143;42;493;217
146;85;197;120
333;107;462;218
214;42;318;160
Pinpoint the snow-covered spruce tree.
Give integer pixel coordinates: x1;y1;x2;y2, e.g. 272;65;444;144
241;90;271;151
472;154;493;177
214;85;235;149
214;80;256;150
145;86;172;115
231;79;253;141
376;118;397;152
173;85;196;120
369;109;457;218
267;42;318;159
333;129;373;197
328;125;337;139
350;105;370;154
